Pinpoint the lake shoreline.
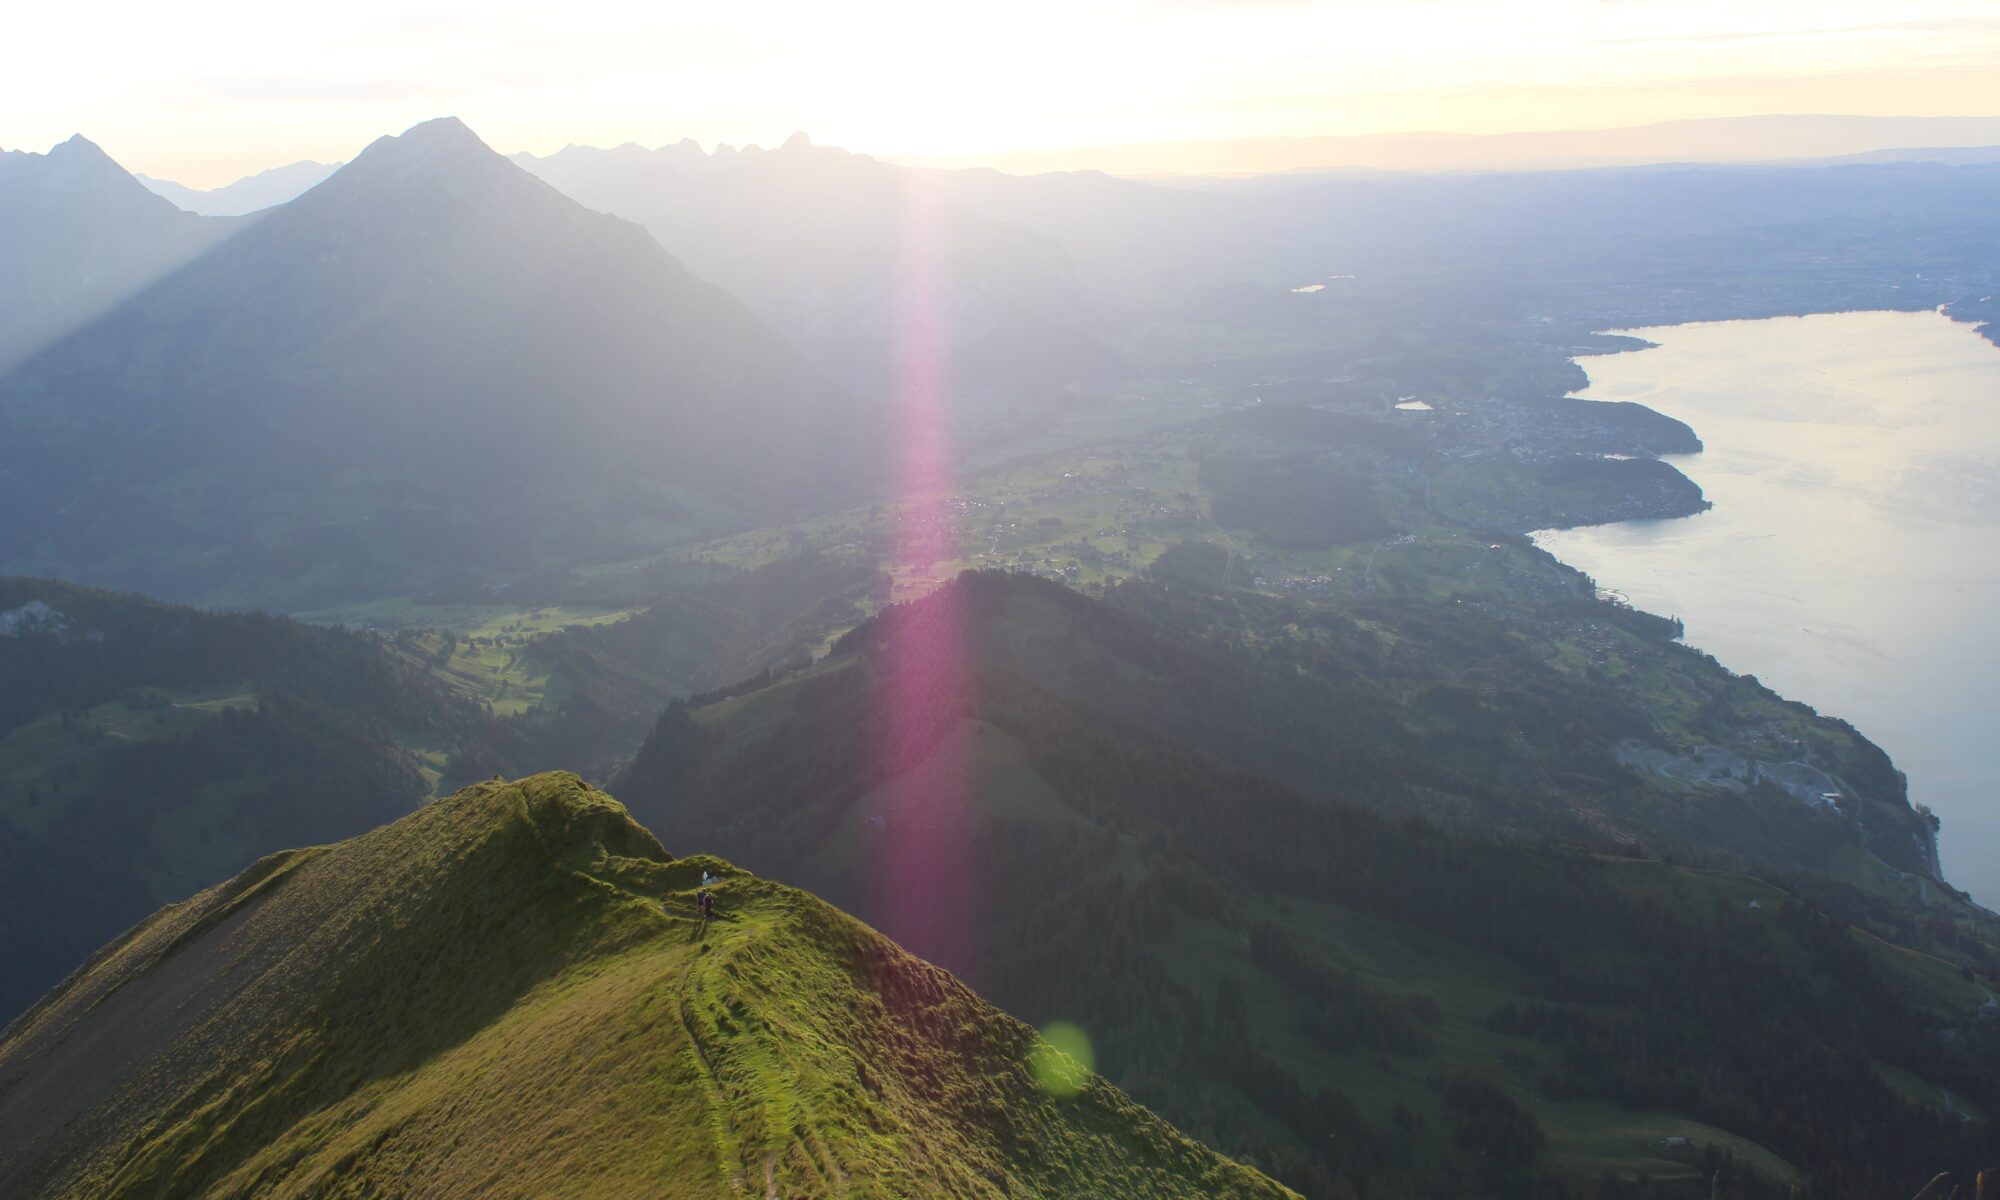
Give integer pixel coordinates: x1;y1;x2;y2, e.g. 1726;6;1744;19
1535;309;2000;909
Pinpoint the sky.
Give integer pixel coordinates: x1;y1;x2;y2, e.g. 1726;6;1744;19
6;0;1999;186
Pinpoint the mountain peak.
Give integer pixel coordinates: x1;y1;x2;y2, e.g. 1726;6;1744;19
35;133;129;180
309;115;536;208
398;115;483;147
0;773;1293;1199
0;131;165;206
50;132;109;158
345;116;498;173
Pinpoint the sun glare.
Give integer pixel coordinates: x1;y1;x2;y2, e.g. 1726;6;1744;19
4;0;1994;183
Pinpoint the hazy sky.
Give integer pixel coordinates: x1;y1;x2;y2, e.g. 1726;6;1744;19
8;0;1999;185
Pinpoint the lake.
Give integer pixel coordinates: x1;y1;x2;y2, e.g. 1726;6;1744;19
1535;309;2000;908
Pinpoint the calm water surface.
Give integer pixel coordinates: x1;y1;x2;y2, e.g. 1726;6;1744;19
1536;310;2000;907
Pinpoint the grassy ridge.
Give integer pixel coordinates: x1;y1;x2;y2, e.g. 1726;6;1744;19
0;774;1293;1200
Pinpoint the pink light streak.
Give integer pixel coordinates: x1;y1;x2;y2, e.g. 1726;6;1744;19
867;172;976;974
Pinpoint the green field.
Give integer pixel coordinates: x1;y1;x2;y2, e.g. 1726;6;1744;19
296;597;642;637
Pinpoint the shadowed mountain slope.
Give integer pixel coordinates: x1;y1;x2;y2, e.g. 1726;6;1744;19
629;567;1939;886
0;576;483;1021
0;135;234;373
0;773;1293;1200
616;571;2000;1196
0;118;878;608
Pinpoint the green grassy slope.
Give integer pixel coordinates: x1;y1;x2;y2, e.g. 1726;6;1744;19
0;774;1293;1200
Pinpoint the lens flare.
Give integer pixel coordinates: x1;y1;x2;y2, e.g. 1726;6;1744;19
1029;1022;1096;1097
867;172;975;975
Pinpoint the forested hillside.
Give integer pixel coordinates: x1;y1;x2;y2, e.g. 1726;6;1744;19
0;578;481;1018
618;571;2000;1196
440;553;884;785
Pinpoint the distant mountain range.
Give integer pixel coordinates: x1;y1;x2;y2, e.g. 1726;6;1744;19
130;135;1120;391
888;114;2000;176
136;159;337;215
0;772;1294;1199
115;117;2000;392
134;115;2000;209
509;135;1117;388
8;115;2000;613
510;128;2000;370
0;118;878;607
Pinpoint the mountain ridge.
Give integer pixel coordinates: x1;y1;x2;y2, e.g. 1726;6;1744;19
138;160;340;216
886;114;2000;176
0;772;1295;1199
615;568;2000;1195
511;130;1115;388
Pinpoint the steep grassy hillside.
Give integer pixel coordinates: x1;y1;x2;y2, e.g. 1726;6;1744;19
0;577;482;1020
618;572;2000;1197
0;774;1292;1200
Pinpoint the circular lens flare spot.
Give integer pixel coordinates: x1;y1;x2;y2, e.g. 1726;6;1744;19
1029;1021;1096;1097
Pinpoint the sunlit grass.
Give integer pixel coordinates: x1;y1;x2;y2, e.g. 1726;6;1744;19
5;773;1295;1198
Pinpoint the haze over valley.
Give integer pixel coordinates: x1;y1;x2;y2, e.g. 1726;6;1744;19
4;4;2000;1196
